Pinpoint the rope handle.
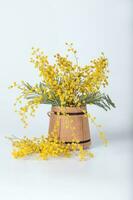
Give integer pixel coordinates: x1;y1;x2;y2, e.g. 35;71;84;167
47;111;54;117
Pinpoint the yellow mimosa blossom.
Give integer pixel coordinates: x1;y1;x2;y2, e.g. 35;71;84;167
9;135;93;161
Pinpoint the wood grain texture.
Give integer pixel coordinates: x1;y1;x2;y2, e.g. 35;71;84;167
48;106;91;148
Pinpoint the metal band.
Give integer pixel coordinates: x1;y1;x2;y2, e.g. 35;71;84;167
54;111;85;116
64;139;91;144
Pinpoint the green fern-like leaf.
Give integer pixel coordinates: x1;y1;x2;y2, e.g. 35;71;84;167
82;92;115;111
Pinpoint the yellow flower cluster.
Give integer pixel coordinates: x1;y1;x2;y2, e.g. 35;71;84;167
30;43;108;107
9;44;108;129
9;135;94;161
9;81;44;127
9;43;109;127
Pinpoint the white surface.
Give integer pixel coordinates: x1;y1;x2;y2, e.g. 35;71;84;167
0;0;132;200
0;132;132;200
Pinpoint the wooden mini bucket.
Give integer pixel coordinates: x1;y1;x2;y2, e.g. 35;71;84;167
48;106;91;149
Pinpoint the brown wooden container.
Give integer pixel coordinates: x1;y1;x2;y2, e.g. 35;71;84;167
48;106;91;149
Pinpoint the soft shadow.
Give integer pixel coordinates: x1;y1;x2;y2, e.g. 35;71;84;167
91;129;133;149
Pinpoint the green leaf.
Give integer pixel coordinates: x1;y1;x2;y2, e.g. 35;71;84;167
83;92;116;111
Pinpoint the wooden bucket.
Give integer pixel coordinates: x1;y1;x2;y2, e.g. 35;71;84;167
47;106;91;149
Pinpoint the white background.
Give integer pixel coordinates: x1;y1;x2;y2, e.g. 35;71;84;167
0;0;132;200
